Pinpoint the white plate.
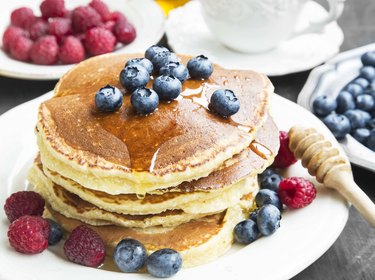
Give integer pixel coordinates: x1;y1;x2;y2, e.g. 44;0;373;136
165;1;344;76
0;92;349;280
298;43;375;171
0;0;165;80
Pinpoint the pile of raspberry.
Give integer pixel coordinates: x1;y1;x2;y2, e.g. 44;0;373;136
2;0;136;65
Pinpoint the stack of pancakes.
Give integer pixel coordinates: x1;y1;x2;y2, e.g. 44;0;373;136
28;53;279;267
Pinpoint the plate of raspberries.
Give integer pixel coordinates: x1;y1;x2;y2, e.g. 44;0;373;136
0;0;165;80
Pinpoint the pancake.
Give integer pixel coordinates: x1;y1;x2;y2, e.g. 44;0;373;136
37;53;274;194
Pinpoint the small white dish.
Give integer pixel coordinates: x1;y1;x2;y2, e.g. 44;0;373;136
0;92;349;280
0;0;165;80
166;1;344;76
298;43;375;171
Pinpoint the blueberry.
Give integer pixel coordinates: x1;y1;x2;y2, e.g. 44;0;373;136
95;84;123;112
255;189;282;210
352;128;370;144
187;55;214;79
365;81;375;96
336;91;356;113
125;58;153;75
323;114;351;139
356;94;374;111
260;173;282;192
249;209;259;222
260;168;279;180
151;51;180;73
131;88;159;115
368;118;375;129
209;89;240;117
344;109;371;129
47;219;63;246
366;129;375;151
233;219;259;244
153;75;182;101
360;66;375;81
159;61;189;83
113;239;147;273
361;51;375;66
146;248;182;278
346;83;364;98
120;65;150;93
312;95;337;116
145;45;169;61
257;205;281;236
353;77;370;89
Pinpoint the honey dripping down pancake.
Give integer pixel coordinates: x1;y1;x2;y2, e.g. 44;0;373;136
36;53;274;195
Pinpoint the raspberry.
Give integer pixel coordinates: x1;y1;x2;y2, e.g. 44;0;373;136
64;225;105;267
8;215;50;254
40;0;66;19
103;20;116;33
28;20;49;40
114;21;136;45
30;35;59;65
273;131;297;168
72;6;102;33
89;0;111;22
110;11;127;23
11;7;35;29
2;26;28;53
4;191;45;222
59;36;85;64
85;27;116;56
10;36;33;62
278;177;317;209
48;18;72;42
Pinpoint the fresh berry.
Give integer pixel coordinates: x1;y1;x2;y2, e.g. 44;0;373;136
356;94;375;111
113;239;147;272
145;45;169;61
125;58;153;75
47;219;63;246
234;219;259;244
187;55;214;79
367;81;375;96
103;20;116;32
368;118;375;129
2;26;28;53
249;209;259;222
336;91;356;114
8;215;50;254
361;51;375;67
114;21;136;45
366;129;375;151
346;83;364;98
256;205;281;236
48;18;72;42
30;35;59;65
353;77;370;89
153;75;182;101
4;191;45;223
59;36;85;64
360;66;375;81
209;89;240;117
85;27;116;56
10;36;33;62
28;20;49;40
260;173;282;192
160;61;189;83
312;95;337;117
95;84;123;112
110;11;127;22
64;225;106;267
40;0;66;19
89;0;111;22
131;88;159;115
323;114;351;139
151;51;180;73
344;109;371;129
255;189;282;210
72;6;101;33
353;128;370;144
11;7;35;29
273;131;297;168
146;248;182;278
259;168;279;181
119;65;150;92
278;177;317;209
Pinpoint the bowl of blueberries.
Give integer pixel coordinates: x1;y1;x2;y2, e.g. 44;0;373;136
298;43;375;171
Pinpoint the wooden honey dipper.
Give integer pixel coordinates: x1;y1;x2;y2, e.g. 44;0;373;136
288;125;375;227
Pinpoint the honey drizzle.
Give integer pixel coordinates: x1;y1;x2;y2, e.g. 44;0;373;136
249;141;272;160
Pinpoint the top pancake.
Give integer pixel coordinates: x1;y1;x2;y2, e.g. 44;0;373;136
37;53;273;193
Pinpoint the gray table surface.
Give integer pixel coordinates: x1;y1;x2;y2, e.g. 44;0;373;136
1;0;375;279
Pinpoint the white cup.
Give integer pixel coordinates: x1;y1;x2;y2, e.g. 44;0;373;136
198;0;346;53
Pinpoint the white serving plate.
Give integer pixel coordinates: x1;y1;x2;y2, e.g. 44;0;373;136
0;0;165;80
298;43;375;171
0;92;349;280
